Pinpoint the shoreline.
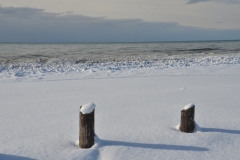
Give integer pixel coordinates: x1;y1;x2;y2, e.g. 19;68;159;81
1;54;240;78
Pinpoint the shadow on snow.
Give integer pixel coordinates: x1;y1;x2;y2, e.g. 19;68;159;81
199;128;240;134
0;154;35;160
94;136;209;151
100;139;208;151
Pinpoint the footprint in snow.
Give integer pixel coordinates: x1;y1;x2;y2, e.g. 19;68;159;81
179;87;186;90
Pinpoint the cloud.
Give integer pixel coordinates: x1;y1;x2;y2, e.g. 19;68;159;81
187;0;210;4
0;5;239;42
187;0;240;4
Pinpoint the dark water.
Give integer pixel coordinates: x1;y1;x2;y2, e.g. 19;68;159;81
0;41;240;63
1;41;240;77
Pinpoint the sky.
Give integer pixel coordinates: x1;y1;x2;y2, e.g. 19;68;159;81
0;0;240;42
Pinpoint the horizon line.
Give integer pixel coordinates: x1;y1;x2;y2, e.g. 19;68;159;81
1;39;240;44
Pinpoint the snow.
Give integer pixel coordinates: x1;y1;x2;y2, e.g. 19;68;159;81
1;57;240;160
183;103;195;110
80;103;96;114
1;55;240;78
175;124;180;130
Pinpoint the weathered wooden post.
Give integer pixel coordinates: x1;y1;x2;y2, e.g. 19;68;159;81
79;103;96;148
180;103;195;133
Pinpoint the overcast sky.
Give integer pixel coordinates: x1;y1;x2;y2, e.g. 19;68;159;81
0;0;239;42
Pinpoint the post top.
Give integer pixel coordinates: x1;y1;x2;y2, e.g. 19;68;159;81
183;103;195;110
80;103;96;114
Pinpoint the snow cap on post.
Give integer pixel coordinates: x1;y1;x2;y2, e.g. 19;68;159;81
183;103;195;110
80;103;96;114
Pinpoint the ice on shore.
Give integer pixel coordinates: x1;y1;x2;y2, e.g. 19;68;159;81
1;55;240;77
80;103;96;114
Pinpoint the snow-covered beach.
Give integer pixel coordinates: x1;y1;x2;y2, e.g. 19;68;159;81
1;53;240;159
1;0;240;157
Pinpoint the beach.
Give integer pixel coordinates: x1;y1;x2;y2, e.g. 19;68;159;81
1;60;240;159
1;0;240;158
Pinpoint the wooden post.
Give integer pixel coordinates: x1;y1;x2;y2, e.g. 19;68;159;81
79;106;95;148
180;104;195;133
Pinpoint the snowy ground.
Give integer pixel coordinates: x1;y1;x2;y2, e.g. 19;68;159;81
1;61;240;159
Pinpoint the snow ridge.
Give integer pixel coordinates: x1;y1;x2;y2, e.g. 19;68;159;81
1;55;240;77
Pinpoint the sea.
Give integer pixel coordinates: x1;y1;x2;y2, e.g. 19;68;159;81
0;40;240;77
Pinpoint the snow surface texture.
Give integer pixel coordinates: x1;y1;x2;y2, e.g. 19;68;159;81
1;55;240;78
80;103;96;114
1;56;240;160
183;103;195;110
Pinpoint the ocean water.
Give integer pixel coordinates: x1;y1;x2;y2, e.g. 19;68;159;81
0;41;240;77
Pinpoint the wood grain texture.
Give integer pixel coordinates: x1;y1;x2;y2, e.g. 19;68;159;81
79;106;95;148
180;105;195;133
